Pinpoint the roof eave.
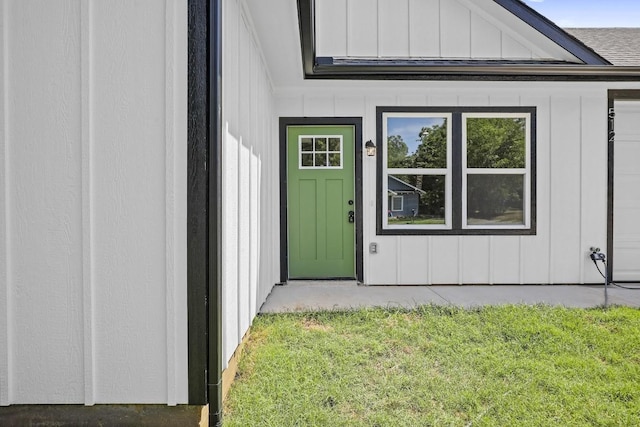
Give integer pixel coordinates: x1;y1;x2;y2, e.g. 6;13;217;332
297;0;623;81
309;59;640;81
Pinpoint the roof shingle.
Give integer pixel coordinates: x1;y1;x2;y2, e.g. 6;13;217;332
565;28;640;66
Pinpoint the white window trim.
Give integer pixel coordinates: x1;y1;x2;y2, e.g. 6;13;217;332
382;112;453;230
298;135;343;169
461;112;531;230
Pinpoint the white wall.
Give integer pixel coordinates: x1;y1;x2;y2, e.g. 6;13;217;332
0;0;188;405
275;82;640;285
314;0;580;62
221;0;279;369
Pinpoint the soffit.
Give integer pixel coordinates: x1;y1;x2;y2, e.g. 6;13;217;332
243;0;304;88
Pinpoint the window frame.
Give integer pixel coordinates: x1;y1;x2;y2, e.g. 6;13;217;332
377;106;536;236
462;112;531;230
382;112;453;231
298;134;344;169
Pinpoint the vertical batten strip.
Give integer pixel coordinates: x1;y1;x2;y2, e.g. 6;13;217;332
578;97;585;284
407;0;411;56
488;236;494;285
438;0;442;57
165;0;177;406
427;237;433;285
395;236;401;284
519;236;525;284
0;0;10;407
457;236;463;285
547;97;554;284
80;0;95;406
345;0;351;57
376;0;380;58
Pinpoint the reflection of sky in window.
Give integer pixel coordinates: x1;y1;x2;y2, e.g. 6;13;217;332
387;117;445;155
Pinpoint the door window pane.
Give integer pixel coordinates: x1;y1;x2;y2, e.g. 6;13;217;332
301;153;314;167
299;135;343;169
315;153;327;167
467;174;524;225
301;138;313;152
329;138;341;151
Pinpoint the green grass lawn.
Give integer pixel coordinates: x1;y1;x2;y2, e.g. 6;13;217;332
388;216;445;225
223;305;640;426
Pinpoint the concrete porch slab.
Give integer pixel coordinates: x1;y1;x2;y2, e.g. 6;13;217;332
260;283;640;313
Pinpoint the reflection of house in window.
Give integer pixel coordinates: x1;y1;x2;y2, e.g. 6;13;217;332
388;176;426;217
391;195;403;212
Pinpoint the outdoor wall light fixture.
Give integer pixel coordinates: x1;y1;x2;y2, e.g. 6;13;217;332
365;140;376;156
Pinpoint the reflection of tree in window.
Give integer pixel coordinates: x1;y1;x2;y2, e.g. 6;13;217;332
467;175;524;224
387;135;409;168
387;120;447;169
387;120;448;224
467;118;525;168
415;123;447;169
467;118;525;223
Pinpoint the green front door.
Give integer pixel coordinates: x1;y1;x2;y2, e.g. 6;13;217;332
287;126;356;278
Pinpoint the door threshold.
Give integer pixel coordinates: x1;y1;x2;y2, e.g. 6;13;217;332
285;279;361;286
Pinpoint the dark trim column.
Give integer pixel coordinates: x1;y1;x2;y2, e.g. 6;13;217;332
187;0;209;406
187;0;223;425
208;0;223;425
607;95;615;283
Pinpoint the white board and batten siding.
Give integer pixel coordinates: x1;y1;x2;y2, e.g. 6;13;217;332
221;0;279;370
613;101;640;281
1;0;188;405
315;0;581;62
276;82;628;285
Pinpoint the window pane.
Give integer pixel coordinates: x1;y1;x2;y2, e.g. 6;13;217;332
315;153;327;167
387;117;448;168
301;138;313;152
467;174;524;225
388;175;445;225
328;137;341;151
467;118;525;168
301;153;313;167
328;153;341;167
315;138;327;151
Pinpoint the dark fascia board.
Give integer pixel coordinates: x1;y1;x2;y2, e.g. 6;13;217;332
297;0;316;77
492;0;610;66
311;59;640;81
297;0;632;81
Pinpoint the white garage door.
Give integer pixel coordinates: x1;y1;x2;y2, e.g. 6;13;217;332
613;101;640;281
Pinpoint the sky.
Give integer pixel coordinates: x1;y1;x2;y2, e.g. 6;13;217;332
387;117;446;155
524;0;640;27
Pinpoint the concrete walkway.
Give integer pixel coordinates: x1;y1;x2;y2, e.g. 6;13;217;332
260;282;640;313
